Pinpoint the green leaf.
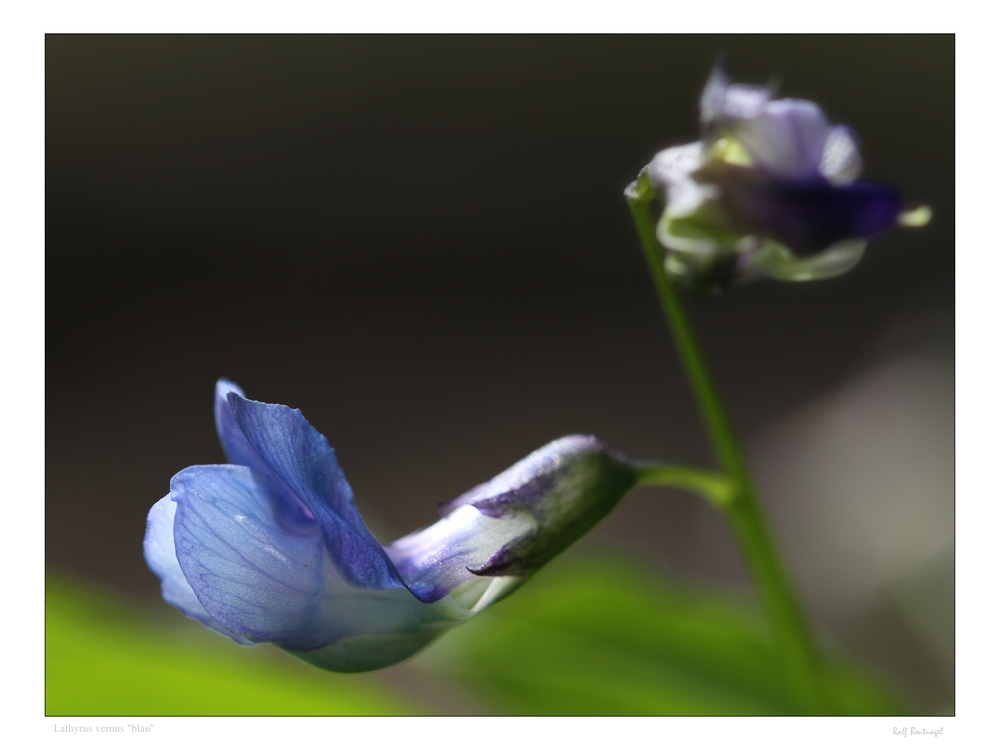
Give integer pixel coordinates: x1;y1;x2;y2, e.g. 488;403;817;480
46;571;418;716
415;552;907;715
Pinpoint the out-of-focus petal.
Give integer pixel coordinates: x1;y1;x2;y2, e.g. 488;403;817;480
648;142;703;191
648;142;714;219
642;66;926;291
752;238;868;282
386;504;537;603
143;494;254;644
727;178;902;253
700;65;771;127
730;99;830;180
227;393;404;591
819;126;863;185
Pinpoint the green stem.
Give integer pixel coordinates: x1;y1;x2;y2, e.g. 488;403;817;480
634;462;733;508
627;192;827;713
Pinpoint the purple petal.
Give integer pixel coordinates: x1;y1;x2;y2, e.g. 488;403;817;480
224;391;404;591
442;435;624;517
730;99;830;180
144;494;255;644
728;177;902;252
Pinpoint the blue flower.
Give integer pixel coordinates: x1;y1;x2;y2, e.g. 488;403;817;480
144;380;639;672
634;66;929;293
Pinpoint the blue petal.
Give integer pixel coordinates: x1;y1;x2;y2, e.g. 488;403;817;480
171;464;332;649
143;494;254;644
214;380;316;535
222;387;404;591
729;177;902;252
172;464;467;653
214;379;250;464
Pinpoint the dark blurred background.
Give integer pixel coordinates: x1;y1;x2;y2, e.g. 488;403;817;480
46;35;954;711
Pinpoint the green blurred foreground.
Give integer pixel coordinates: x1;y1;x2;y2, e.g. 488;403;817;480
47;554;905;715
46;572;415;715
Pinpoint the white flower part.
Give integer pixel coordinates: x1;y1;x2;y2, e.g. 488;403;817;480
819;125;863;185
729;99;831;180
647;147;705;220
699;66;771;126
647;143;703;201
452;575;526;613
647;143;722;257
385;503;537;597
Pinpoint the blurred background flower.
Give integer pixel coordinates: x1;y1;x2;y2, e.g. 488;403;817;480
46;35;953;714
644;65;926;292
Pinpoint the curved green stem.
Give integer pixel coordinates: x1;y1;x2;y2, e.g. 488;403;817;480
634;462;734;508
627;191;827;713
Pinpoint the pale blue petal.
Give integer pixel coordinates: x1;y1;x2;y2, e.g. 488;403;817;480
143;494;254;645
295;581;469;666
172;463;453;652
171;464;333;649
286;626;454;673
225;391;404;591
289;574;512;672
